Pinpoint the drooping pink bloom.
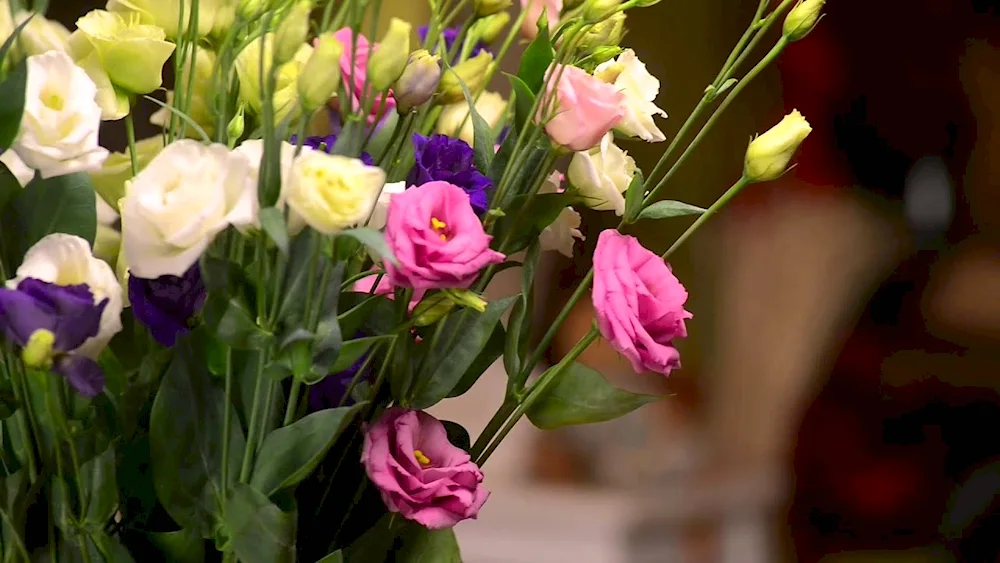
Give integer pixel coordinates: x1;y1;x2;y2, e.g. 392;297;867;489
361;408;489;529
592;230;692;376
539;64;625;152
383;181;505;290
330;28;396;123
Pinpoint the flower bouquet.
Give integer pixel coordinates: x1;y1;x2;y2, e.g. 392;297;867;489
0;0;820;560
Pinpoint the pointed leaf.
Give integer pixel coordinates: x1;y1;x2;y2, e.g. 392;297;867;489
526;361;662;429
202;296;272;350
505;73;536;134
225;483;296;563
315;552;344;563
11;172;97;261
81;444;118;531
517;23;554;93
0;62;26;153
339;227;397;265
397;526;462;563
259;207;289;255
622;169;645;223
458;75;495;173
637;200;707;221
250;404;365;496
448;322;504;398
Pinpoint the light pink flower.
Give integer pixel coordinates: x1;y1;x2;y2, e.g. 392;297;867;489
520;0;563;39
330;28;396;123
592;230;692;376
384;181;505;290
362;408;489;529
540;64;625;152
353;273;426;312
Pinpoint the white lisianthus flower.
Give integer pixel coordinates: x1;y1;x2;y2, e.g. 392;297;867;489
107;0;236;39
567;132;636;215
436;91;508;146
121;140;255;278
233;139;313;232
13;52;108;179
14;11;72;56
1;150;35;187
286;153;386;235
538;172;584;258
367;181;406;231
594;49;668;143
11;234;124;358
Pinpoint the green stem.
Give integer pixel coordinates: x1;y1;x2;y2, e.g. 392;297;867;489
124;112;139;177
518;269;593;380
469;398;516;459
4;352;36;483
662;176;749;260
340;268;382;291
0;508;29;561
177;0;201;139
711;0;769;87
336;346;380;408
644;38;787;204
283;381;302;426
477;328;598;466
221;348;234;491
238;352;267;483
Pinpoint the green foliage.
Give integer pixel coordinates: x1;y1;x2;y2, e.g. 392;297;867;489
517;23;554;93
526;362;662;429
224;483;296;563
637;199;707;221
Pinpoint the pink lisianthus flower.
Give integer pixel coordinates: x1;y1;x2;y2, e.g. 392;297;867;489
539;64;625;152
384;181;506;290
330;28;396;123
520;0;562;39
361;407;489;529
592;230;692;376
353;273;426;312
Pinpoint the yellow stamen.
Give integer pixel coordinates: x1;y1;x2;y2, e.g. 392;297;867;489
413;449;431;466
430;217;447;231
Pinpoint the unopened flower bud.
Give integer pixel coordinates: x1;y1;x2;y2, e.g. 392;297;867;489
442;289;488;313
473;11;511;44
583;0;622;22
368;18;412;92
437;51;494;103
299;34;345;110
589;46;623;66
476;0;512;16
22;329;55;369
412;293;456;326
783;0;825;42
744;109;812;183
579;11;625;50
394;49;441;113
274;1;311;64
238;0;271;17
227;104;246;144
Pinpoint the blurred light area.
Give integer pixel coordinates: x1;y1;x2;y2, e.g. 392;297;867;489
904;156;954;244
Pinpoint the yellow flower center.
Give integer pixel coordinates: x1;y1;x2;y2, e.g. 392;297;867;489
430;217;448;241
41;88;65;111
413;449;431;466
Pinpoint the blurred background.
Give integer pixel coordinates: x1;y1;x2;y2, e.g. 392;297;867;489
52;0;1000;561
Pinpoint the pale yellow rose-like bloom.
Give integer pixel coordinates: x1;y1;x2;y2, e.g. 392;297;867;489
13;11;72;57
69;10;175;119
437;91;507;146
236;34;312;123
150;46;219;137
286;153;386;235
744;109;812;183
107;0;236;39
567;132;636;215
88;135;165;208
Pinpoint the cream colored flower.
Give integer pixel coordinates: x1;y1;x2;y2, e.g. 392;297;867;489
12;234;124;358
744;109;812;183
538;172;584;257
233;139;312;231
594;49;667;142
236;34;312;123
286;153;386;235
14;10;72;56
88;136;165;207
107;0;236;39
437;91;507;146
1;150;35;186
14;52;108;178
567;132;636;215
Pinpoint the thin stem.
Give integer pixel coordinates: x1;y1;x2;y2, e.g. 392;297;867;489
644;39;787;204
124;112;139;176
340;268;382;291
469;398;516;459
5;352;36;483
238;351;267;482
477;328;598;466
0;508;29;561
177;0;201;139
518;269;593;380
221;348;234;490
283;381;302;426
337;347;380;408
711;0;769;87
662;176;749;260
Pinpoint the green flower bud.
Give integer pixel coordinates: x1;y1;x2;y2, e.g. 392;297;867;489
22;329;55;369
590;45;623;65
475;0;512;17
583;0;622;22
238;0;272;17
744;109;812;183
442;289;488;313
412;293;456;327
472;11;511;44
579;11;625;50
227;104;246;145
783;0;825;42
298;34;345;111
275;1;311;65
394;49;441;113
437;51;494;103
368;18;412;92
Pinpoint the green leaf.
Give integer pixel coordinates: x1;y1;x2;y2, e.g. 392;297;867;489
412;295;518;409
622;169;646;223
0;161;22;211
259;207;289;255
397;526;462;563
458;77;495;174
147;528;206;563
51;477;73;531
337;294;384;337
224;483;296;563
339;227;397;266
315;551;344;563
637;200;707;221
526;361;662;430
150;339;246;537
447;322;504;398
311;263;346;378
517;22;554;93
326;336;382;375
505;242;540;382
250;404;364;496
441;420;471;452
0;62;26;153
495;191;579;254
505;73;536;134
0;16;31;67
202;296;272;350
80;444;118;531
277;232;319;324
10;172;97;260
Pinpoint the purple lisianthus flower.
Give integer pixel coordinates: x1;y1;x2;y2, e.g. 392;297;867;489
290;134;375;166
129;264;206;348
418;26;486;62
308;351;372;411
0;279;108;397
408;134;492;214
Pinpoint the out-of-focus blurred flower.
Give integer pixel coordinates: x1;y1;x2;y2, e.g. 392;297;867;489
436;91;506;147
88;136;164;208
409;134;492;214
594;49;667;142
107;0;236;39
437;51;493;104
286;153;386;235
538;172;584;257
368;17;411;92
520;0;562;38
